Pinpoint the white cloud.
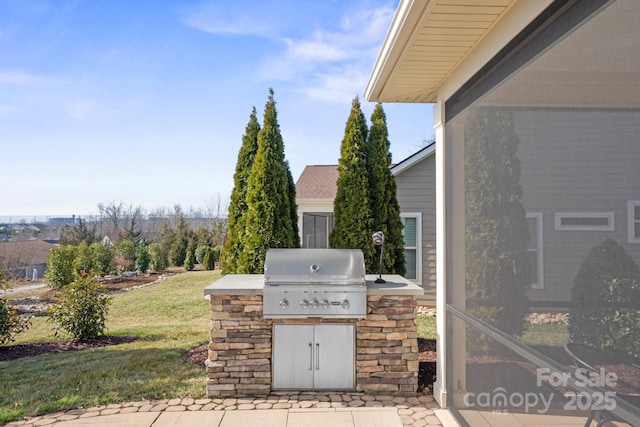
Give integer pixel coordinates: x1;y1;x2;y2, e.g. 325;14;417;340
297;66;371;105
0;104;19;115
181;3;277;38
257;3;394;102
68;100;98;121
0;70;49;85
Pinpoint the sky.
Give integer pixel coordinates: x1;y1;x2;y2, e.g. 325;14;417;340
1;0;433;221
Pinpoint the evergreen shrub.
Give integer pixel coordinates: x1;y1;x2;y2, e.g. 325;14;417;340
569;239;640;358
49;275;111;341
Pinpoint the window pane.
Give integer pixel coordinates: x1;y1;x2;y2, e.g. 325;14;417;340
314;215;327;249
635;205;640;220
403;249;416;280
527;218;537;248
302;214;315;248
527;250;538;285
402;217;417;247
560;216;609;227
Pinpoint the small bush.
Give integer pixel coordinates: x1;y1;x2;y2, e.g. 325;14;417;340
45;245;78;290
0;299;31;345
135;243;150;273
184;251;195;271
73;241;94;275
569;239;640;358
203;248;216;271
91;242;115;275
148;243;167;271
49;275;111;341
195;245;208;265
115;240;136;272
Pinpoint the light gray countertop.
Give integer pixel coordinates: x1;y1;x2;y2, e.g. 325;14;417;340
203;274;423;296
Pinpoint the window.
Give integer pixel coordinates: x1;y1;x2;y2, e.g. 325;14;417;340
302;213;333;248
400;213;421;283
526;213;544;289
629;201;640;243
554;212;614;231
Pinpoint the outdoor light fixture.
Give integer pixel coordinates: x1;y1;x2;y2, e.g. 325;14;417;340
372;231;386;283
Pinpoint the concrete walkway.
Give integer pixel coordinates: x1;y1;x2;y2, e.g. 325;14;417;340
4;393;449;427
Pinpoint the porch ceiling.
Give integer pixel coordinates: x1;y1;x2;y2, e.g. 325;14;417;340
365;0;518;103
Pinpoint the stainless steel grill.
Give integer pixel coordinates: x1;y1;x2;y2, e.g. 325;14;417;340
263;248;367;319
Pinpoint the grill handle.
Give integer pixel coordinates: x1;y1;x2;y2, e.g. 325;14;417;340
308;343;313;371
315;343;320;370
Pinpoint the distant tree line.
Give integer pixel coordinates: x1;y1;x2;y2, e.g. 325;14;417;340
44;199;228;289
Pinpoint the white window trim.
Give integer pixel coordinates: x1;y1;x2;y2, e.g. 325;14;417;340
400;212;422;286
629;201;640;244
554;212;614;231
526;213;544;290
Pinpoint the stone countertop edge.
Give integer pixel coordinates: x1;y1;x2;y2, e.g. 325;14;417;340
203;274;423;296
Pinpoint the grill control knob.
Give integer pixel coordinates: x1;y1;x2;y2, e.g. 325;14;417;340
310;299;319;309
279;299;289;309
320;299;330;309
341;299;350;309
300;299;310;309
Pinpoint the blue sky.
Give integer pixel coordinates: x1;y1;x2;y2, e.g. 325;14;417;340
1;0;433;220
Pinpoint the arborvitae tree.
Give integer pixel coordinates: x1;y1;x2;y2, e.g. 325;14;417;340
329;97;375;267
135;242;150;273
464;109;529;352
286;163;301;248
238;89;298;273
221;107;260;274
203;247;216;271
184;251;195;271
367;103;405;275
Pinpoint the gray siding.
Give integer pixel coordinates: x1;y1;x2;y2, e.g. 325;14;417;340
515;109;640;303
395;154;437;304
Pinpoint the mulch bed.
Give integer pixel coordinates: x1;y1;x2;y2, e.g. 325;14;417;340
0;335;140;361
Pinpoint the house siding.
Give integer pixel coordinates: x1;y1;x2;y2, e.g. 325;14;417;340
515;109;640;303
395;154;437;304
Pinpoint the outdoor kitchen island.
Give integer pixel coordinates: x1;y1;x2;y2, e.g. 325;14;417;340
203;264;423;398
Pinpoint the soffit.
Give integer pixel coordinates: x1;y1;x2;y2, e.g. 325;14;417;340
366;0;518;103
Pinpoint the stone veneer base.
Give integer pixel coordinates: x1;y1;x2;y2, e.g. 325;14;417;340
206;294;418;397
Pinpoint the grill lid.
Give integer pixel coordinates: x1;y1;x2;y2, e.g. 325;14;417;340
264;248;366;285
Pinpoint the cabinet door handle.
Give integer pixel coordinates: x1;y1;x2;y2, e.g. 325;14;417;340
315;343;320;370
308;343;313;370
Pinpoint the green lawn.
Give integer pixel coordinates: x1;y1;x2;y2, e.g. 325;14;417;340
0;271;220;423
417;315;436;340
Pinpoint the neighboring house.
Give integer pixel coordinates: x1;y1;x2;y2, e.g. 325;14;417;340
295;165;338;250
295;143;437;304
0;240;54;280
366;0;640;425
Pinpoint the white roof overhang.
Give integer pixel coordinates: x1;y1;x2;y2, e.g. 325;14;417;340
365;0;553;103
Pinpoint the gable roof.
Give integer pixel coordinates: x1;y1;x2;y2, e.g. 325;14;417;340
295;165;339;200
0;240;55;266
296;146;436;201
390;142;436;176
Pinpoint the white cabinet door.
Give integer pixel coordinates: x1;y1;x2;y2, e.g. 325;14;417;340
272;324;354;390
272;324;314;389
313;324;354;389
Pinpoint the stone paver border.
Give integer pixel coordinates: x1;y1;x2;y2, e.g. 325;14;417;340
4;393;442;427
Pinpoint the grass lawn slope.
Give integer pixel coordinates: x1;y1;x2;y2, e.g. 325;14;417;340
0;271;220;423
